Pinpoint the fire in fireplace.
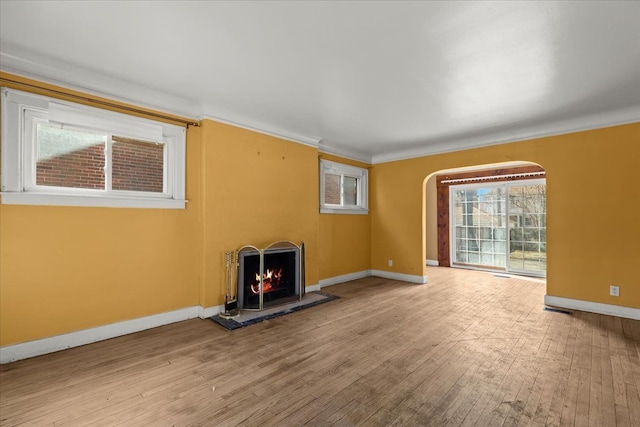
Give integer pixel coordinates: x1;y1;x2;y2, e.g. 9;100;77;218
236;242;303;310
250;267;283;294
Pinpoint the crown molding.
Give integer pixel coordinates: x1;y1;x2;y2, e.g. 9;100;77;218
4;42;638;166
200;115;321;148
317;143;372;164
0;43;198;121
371;106;640;164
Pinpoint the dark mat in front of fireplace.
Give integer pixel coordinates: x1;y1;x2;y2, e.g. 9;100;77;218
210;291;339;330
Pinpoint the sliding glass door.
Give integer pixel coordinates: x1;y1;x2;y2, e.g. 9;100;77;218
507;184;546;274
452;186;507;268
451;179;546;277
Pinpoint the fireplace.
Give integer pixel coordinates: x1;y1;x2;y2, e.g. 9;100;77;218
235;241;304;311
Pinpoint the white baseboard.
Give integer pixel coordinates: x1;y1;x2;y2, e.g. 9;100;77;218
319;270;371;288
426;259;439;266
198;304;224;319
305;283;321;292
544;295;640;320
371;270;428;284
0;304;224;364
0;271;428;364
320;270;428;286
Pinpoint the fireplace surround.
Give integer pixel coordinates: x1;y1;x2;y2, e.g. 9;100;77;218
231;241;305;311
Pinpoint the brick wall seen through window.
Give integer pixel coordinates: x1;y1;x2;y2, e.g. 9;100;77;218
112;137;164;193
36;126;164;193
36;124;106;189
324;173;341;204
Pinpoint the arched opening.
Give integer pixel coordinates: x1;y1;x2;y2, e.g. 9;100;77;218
423;161;547;277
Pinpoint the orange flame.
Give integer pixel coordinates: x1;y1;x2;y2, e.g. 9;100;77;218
250;268;283;294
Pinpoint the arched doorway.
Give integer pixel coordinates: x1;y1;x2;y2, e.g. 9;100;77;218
424;161;546;277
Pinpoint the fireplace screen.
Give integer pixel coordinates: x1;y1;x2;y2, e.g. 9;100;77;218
236;241;303;310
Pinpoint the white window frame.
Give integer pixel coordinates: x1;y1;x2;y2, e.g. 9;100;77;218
1;88;186;209
320;159;368;215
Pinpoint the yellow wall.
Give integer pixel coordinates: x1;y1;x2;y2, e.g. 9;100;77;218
425;175;437;262
0;110;327;346
2;72;637;349
1;73;363;347
318;153;371;280
199;120;320;307
0;129;203;346
0;75;206;347
372;123;640;308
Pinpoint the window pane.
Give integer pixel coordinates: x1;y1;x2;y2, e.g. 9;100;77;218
494;241;506;254
480;253;493;266
343;176;358;205
112;136;164;193
510;240;524;270
456;238;468;250
480;240;493;252
464;214;474;226
36;123;106;189
324;173;341;205
480;227;491;239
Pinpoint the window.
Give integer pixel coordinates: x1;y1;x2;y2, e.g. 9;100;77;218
320;159;368;214
1;88;186;209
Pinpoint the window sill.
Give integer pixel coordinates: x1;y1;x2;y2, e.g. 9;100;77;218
0;192;186;209
320;206;368;215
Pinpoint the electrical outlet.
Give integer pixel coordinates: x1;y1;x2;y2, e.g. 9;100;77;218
388;259;393;267
610;285;619;297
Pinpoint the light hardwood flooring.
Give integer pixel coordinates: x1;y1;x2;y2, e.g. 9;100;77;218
1;267;639;426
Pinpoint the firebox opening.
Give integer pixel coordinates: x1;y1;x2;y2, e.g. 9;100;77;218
238;247;300;310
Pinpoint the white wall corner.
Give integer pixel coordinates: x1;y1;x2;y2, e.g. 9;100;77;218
0;306;206;364
305;283;322;292
544;295;640;320
199;304;224;319
319;270;372;288
426;259;439;266
371;270;428;284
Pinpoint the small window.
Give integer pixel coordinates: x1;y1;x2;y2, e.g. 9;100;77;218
1;88;186;209
320;159;368;214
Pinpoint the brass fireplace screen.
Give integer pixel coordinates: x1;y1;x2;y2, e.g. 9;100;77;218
225;241;305;312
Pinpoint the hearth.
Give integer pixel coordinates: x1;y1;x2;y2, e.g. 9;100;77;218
231;241;304;311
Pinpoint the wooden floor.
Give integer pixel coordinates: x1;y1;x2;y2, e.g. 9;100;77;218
1;267;639;426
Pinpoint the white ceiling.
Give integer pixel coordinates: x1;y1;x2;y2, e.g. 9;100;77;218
1;1;639;163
